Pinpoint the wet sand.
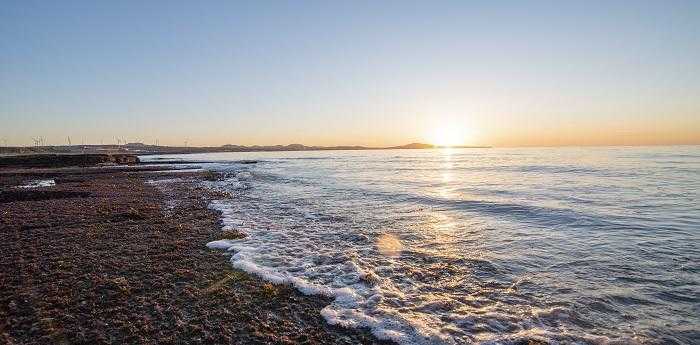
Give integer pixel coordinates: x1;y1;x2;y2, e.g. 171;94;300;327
0;166;391;344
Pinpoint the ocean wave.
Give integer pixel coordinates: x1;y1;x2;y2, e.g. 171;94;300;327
187;147;700;345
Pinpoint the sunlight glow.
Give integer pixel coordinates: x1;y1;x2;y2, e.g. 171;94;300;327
429;126;467;147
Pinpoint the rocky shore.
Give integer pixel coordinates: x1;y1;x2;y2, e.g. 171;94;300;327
0;165;391;344
0;153;139;168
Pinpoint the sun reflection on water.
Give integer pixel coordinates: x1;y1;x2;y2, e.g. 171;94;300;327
438;148;456;198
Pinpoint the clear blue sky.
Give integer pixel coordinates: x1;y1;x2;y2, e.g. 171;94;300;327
1;1;698;147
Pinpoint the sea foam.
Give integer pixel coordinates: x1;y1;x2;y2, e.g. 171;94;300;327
18;179;55;188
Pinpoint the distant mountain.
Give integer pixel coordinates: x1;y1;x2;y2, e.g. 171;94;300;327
388;143;435;149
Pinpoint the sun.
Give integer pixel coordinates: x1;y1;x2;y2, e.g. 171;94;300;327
429;126;465;147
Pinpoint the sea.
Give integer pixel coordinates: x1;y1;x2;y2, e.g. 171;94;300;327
142;146;699;345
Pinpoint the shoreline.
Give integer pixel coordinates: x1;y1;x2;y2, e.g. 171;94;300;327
0;165;391;344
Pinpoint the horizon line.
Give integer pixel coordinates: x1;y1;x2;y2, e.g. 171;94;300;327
2;142;700;151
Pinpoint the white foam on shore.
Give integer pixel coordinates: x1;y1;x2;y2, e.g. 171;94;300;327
206;240;236;250
205;199;451;345
145;178;184;185
18;179;55;189
235;171;252;180
203;200;562;345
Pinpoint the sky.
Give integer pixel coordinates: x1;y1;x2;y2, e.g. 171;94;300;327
1;1;699;147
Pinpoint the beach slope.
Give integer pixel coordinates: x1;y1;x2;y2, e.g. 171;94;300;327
0;167;389;344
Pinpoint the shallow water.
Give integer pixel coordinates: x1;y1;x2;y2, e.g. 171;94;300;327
144;147;700;344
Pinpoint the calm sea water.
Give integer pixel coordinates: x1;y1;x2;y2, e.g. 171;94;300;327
144;147;699;344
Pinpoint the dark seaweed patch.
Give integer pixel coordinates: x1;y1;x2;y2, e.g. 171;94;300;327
0;190;91;203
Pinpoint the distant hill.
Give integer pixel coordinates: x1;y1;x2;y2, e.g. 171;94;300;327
388;143;435;149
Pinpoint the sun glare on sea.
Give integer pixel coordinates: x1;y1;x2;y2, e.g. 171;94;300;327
429;126;466;147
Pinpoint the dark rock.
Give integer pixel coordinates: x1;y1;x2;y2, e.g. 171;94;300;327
0;154;139;168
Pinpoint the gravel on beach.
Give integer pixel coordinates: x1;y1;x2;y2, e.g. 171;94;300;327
0;167;391;344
